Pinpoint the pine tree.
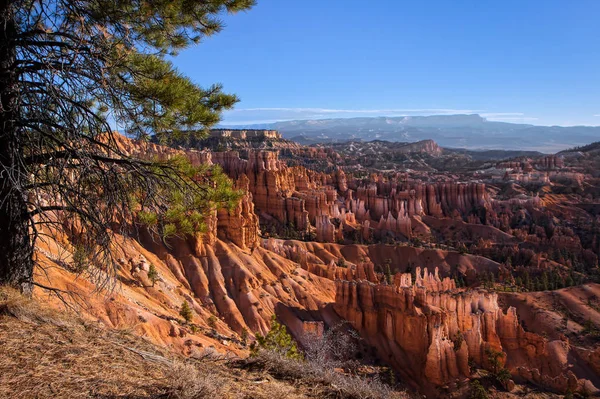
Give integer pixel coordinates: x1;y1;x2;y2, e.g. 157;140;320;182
541;271;549;291
385;264;393;285
523;271;532;291
72;245;90;274
485;348;505;374
0;0;254;294
515;276;523;289
147;264;159;287
535;276;543;291
179;301;193;324
549;270;558;290
241;328;249;346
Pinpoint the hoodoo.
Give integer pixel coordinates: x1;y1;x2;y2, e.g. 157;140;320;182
334;268;594;395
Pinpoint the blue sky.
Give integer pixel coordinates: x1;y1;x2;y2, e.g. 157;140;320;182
173;0;600;127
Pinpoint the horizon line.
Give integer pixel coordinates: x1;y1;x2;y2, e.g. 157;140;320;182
218;113;600;128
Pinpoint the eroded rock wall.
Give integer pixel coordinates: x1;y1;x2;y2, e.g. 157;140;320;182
334;269;594;395
210;149;492;243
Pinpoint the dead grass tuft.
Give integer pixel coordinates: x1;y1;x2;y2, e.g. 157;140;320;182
247;350;408;399
164;362;223;399
0;286;73;327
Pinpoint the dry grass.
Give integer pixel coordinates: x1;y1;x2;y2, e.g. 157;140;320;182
0;288;176;398
0;287;407;399
245;350;408;399
0;287;306;399
164;363;222;399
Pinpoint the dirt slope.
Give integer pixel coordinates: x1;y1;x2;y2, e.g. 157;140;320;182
0;287;404;399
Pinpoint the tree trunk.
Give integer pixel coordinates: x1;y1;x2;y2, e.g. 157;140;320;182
0;0;34;294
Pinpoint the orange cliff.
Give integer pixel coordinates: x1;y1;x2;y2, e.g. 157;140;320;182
209;149;492;243
334;267;597;396
33;135;336;356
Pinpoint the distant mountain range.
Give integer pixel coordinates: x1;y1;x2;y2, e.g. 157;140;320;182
219;114;600;152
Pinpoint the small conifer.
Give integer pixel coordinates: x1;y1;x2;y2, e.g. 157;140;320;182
241;328;249;346
179;301;193;324
250;315;302;359
147;264;159;287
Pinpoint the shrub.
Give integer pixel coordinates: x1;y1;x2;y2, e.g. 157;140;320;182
207;315;217;330
496;368;512;384
166;362;222;399
72;244;89;273
249;350;399;399
302;322;360;371
469;380;488;399
251;315;302;360
179;301;193;324
387;368;396;387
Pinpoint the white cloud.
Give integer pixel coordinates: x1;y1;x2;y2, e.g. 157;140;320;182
222;107;483;124
485;117;538;122
480;113;539;123
219;119;289;125
595;114;600;117
220;107;539;125
234;107;481;114
480;112;524;117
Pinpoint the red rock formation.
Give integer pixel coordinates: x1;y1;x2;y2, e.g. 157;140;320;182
208;148;494;244
32;132;600;398
34;135;338;355
212;150;314;230
535;155;565;170
334;270;595;395
216;175;260;250
347;180;490;239
393;139;443;156
111;132;213;167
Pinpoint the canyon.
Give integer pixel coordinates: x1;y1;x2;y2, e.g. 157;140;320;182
33;132;600;397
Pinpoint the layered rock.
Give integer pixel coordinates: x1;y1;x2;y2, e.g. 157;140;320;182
216;175;260;250
212;150;313;231
535;155;565;170
35;135;337;354
211;149;492;243
394;139;443;156
334;269;596;395
349;181;489;221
